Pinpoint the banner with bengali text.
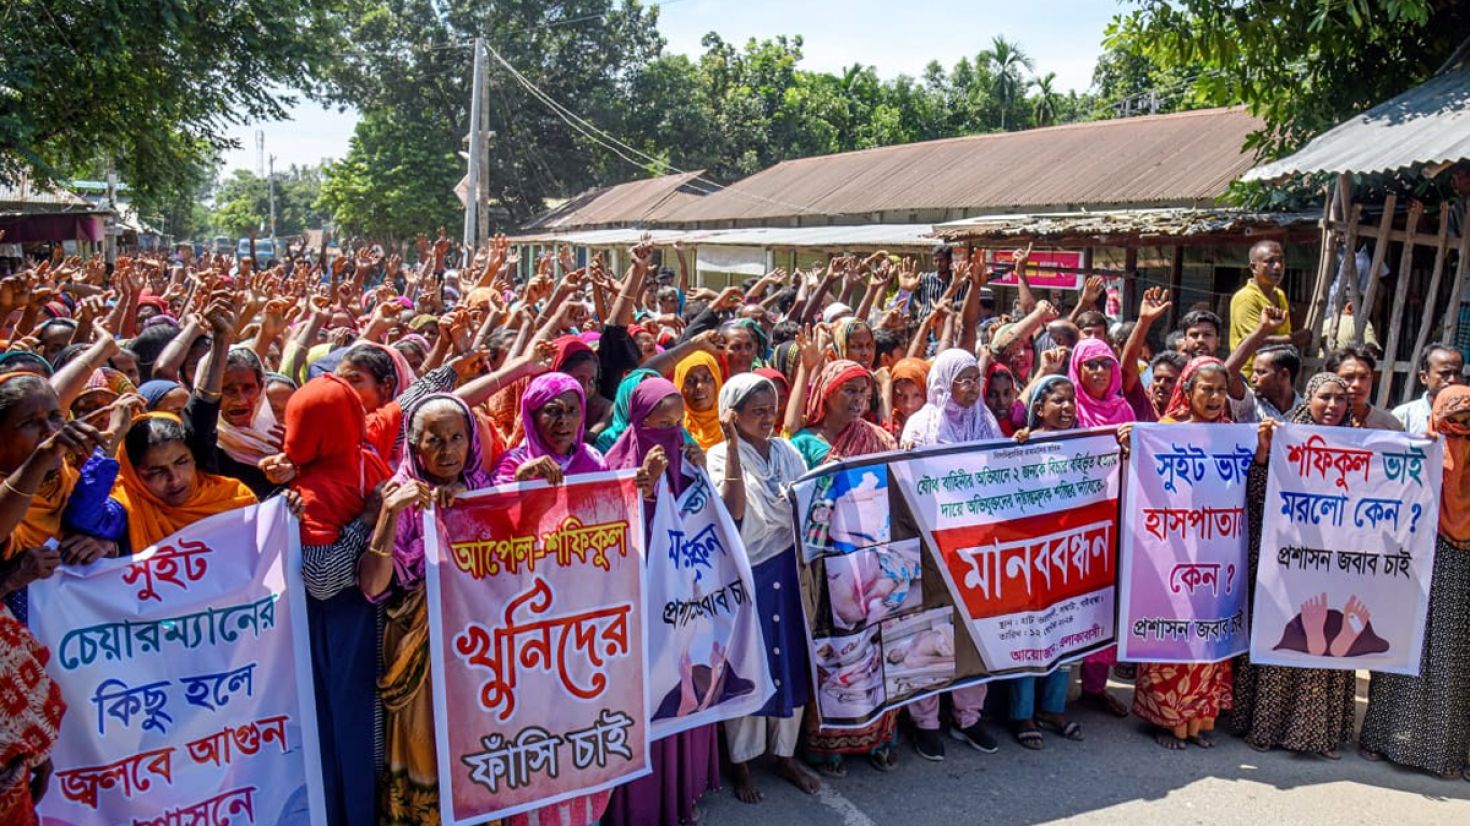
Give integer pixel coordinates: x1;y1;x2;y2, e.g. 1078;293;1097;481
1250;424;1441;674
889;429;1121;675
426;471;649;825
645;471;773;740
32;498;326;826
1118;423;1253;663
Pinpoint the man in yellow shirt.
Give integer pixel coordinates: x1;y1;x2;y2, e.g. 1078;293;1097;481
1229;240;1309;373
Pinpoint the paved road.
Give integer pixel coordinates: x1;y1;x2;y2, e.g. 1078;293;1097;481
699;678;1470;826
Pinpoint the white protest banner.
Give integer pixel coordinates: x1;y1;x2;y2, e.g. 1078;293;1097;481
31;498;326;826
888;429;1122;674
645;470;773;739
1118;423;1253;663
1251;424;1441;673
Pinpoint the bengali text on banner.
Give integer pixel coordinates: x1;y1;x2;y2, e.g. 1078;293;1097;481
426;471;650;826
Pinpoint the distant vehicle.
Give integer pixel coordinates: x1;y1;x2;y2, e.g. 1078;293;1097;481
212;236;232;254
236;238;276;264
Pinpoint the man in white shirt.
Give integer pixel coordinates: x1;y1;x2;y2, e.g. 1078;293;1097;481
1392;343;1464;432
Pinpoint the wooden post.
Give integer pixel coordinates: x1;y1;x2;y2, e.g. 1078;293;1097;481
1376;200;1421;407
1325;202;1363;352
1440;226;1470;344
1123;246;1138;319
1167;245;1184;329
1355;193;1396;345
1404;215;1453;405
1305;183;1341;361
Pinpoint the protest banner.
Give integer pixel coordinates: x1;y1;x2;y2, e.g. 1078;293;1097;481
1251;424;1441;674
789;429;1120;729
645;471;773;740
890;429;1121;674
1117;423;1254;663
426;471;649;825
31;498;326;826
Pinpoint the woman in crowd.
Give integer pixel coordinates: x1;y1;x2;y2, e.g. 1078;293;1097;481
983;363;1024;436
720;318;764;377
1067;336;1135;718
708;373;820;803
1006;374;1085;748
137;377;188;414
1126;356;1235;750
602;377;715;826
1232;373;1356;758
832;317;876;370
1358;384;1470;778
0;599;63;825
879;356;929;437
594;367;661;454
674;350;725;452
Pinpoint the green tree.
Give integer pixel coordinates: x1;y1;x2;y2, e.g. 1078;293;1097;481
981;35;1035;129
317;110;462;242
0;0;353;210
1106;0;1470;157
1032;72;1062;126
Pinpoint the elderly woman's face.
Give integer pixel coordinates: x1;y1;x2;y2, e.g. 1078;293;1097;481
534;390;583;457
732;387;778;443
414;405;469;485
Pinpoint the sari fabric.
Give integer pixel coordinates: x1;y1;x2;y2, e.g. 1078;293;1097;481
803;360;895;462
1068;337;1135;428
491;373;607;484
0;606;65;826
112;412;258;550
673;351;724;451
1162;357;1232;424
605;378;687;497
901;348;1002;447
593;368;660;454
286;375;393;545
1431;385;1470;542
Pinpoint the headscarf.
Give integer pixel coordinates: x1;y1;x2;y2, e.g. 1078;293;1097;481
551;335;594;373
137;379;182;410
713;373;805;566
594;368;660;453
1162;356;1232;423
1288;372;1355;426
890;357;930;394
821;302;854;324
136;296;170;317
984;362;1025;431
1027;374;1075;430
1431;385;1470;542
673;350;724;451
605;377;687;496
901;349;1002;447
265;372;298;390
722;318;769;365
0;350;53;376
216;348;281;466
72;367;136;417
804;359;895;461
285;375;393;545
408;314;438;332
391;394;493;590
1068;337;1134;427
832;318;872;366
0;373;77;551
771;341;800;383
491;373;607;484
753;367;789;400
112;412;258;550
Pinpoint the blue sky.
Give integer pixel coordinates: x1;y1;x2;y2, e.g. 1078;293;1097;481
219;0;1120;174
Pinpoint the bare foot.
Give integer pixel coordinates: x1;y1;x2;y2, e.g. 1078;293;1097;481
731;761;762;804
1187;732;1215;748
1155;731;1186;750
1302;592;1329;656
773;756;821;795
1330;595;1369;657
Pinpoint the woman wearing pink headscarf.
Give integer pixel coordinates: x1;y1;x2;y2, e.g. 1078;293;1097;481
1065;336;1133;718
491;372;608;484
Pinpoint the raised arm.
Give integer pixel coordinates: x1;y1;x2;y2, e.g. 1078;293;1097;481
1223;305;1287;399
1121;287;1171;393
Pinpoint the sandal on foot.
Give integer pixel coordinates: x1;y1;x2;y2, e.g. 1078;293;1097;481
1155;732;1187;751
1187;733;1215;749
1037;718;1084;741
1317;749;1341;761
1357;748;1382;762
1247;741;1272;753
867;747;898;773
1013;725;1044;750
813;759;847;779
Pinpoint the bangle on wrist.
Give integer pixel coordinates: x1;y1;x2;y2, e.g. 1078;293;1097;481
367;546;393;558
2;477;37;498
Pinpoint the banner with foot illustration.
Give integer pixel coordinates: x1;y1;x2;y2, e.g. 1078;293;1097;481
1250;424;1441;674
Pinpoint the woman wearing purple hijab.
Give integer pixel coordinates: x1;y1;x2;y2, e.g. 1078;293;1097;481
491;372;607;484
602;376;719;826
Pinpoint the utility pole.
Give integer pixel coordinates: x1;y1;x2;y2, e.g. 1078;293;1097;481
268;154;277;243
104;158;118;264
463;37;486;266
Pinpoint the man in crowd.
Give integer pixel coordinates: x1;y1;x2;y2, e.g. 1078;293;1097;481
1228;240;1309;373
1240;343;1302;422
1179;309;1223;358
1391;343;1465;432
1327;346;1404;431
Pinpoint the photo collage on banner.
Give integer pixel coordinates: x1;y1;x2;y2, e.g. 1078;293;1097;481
1118;423;1254;663
31;498;327;826
426;472;650;826
889;429;1122;676
791;456;983;729
1251;424;1441;674
644;469;773;740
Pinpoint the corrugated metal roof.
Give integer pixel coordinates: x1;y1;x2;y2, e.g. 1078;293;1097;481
934;208;1318;245
0;176;94;213
521;170;716;230
1244;67;1470;182
669;107;1262;224
508;224;936;249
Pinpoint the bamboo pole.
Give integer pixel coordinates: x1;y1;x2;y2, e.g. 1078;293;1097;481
1304;184;1340;360
1440;224;1470;344
1404;214;1453;405
1376;200;1421;407
1355;193;1396;345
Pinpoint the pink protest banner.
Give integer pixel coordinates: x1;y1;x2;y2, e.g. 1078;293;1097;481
986;249;1083;290
425;471;650;825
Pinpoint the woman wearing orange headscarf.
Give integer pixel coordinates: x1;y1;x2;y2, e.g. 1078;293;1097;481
62;411;257;553
674;350;725;451
1359;385;1470;778
879;356;930;436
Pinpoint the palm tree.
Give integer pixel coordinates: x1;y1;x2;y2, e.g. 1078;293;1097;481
1033;71;1061;127
982;35;1035;130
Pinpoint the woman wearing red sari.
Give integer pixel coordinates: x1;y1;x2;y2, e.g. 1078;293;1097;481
1122;356;1236;749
